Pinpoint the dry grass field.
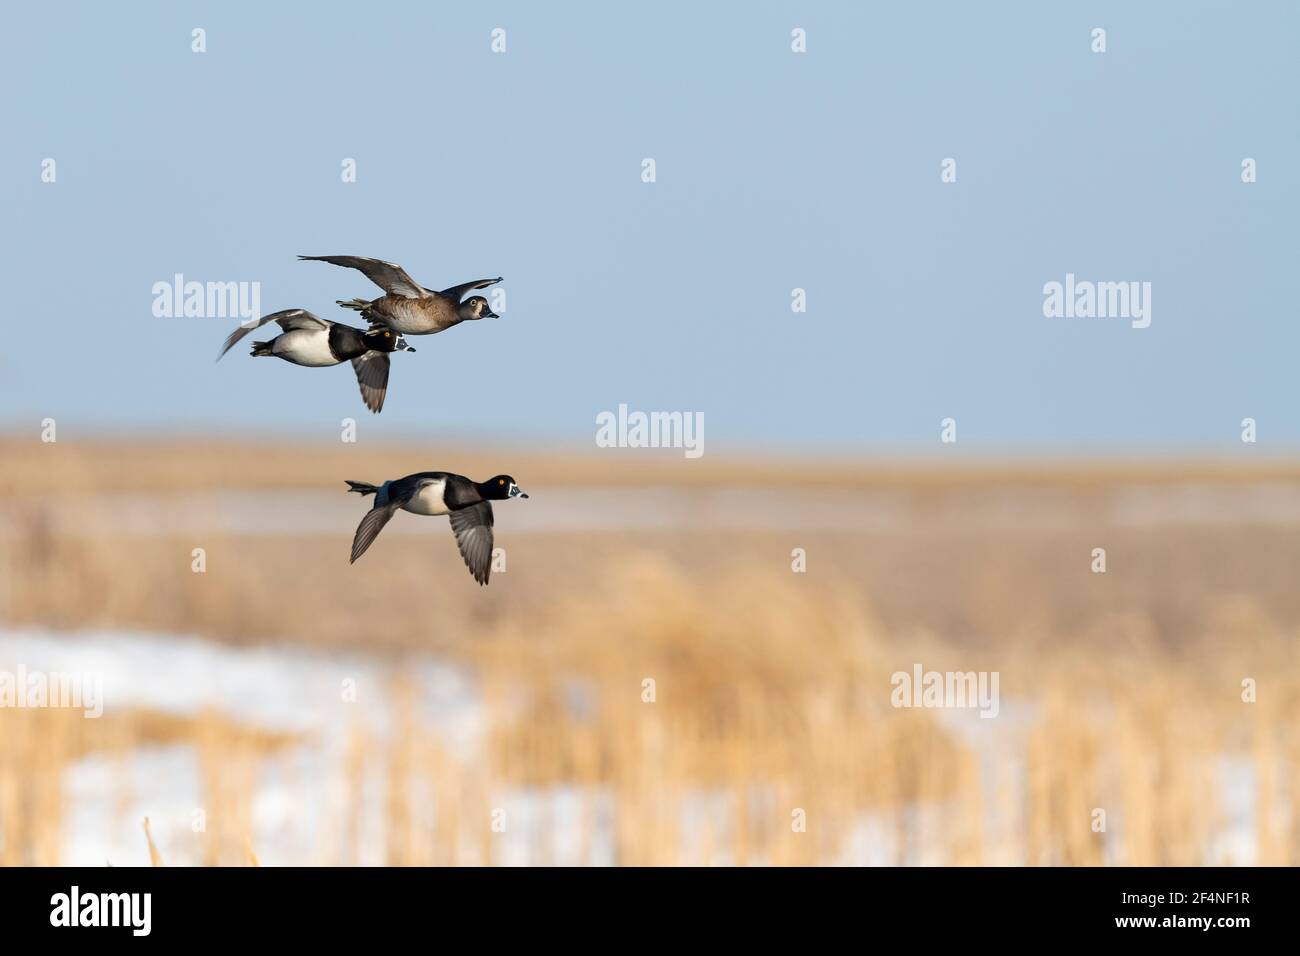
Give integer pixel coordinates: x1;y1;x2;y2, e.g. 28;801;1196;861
1;437;1299;865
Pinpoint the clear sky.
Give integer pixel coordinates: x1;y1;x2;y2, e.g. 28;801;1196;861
2;1;1296;453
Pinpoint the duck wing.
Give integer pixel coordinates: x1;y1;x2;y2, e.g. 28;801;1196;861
448;501;495;586
350;501;400;563
437;276;503;301
217;308;330;361
350;351;391;414
299;255;426;298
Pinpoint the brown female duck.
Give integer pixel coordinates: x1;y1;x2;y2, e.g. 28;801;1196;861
300;255;502;335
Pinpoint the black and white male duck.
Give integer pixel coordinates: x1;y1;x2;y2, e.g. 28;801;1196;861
218;308;414;413
345;472;528;585
299;255;502;335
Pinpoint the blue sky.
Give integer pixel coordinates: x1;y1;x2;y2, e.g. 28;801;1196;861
2;1;1296;453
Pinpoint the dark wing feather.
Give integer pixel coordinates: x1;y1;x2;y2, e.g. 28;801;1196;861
350;503;399;563
448;501;495;586
437;276;503;301
350;351;391;414
217;308;329;360
299;255;426;298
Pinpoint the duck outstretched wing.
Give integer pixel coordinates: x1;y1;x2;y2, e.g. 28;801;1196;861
217;308;329;361
350;351;391;414
437;276;503;301
449;501;495;586
350;501;400;563
299;255;426;299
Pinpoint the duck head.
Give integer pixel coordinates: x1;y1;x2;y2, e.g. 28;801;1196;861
458;296;499;321
362;328;416;353
477;475;528;500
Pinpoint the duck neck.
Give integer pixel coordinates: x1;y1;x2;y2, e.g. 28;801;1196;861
474;480;504;500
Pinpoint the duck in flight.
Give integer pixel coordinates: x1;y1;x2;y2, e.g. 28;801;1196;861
217;308;414;413
345;471;528;585
300;255;502;335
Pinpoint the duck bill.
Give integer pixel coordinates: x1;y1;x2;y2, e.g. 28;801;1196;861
510;486;528;499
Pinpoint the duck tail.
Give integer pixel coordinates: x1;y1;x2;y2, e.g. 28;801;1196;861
345;480;379;497
249;340;274;357
336;298;371;312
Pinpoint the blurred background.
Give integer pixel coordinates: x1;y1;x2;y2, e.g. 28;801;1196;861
1;2;1298;864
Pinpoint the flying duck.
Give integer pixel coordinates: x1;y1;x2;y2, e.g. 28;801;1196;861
218;308;414;413
345;472;528;585
299;255;502;335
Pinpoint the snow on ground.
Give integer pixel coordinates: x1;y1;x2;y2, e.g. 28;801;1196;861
0;627;483;865
0;628;1262;865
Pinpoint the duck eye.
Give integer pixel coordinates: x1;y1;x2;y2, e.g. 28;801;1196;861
384;331;391;337
499;479;505;486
